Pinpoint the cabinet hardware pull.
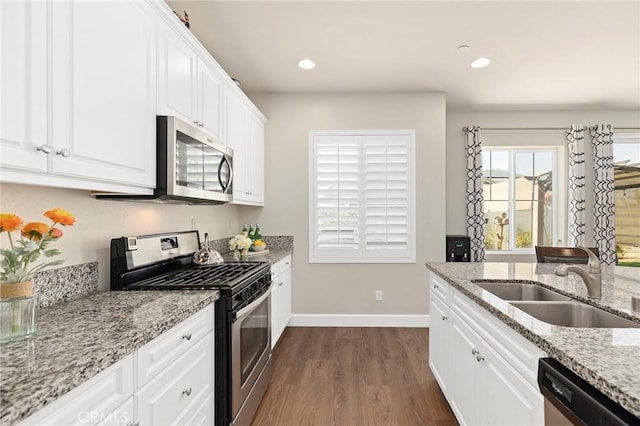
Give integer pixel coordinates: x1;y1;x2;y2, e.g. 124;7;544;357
476;354;485;362
182;387;192;396
278;281;284;286
56;148;71;158
36;144;53;154
433;285;439;289
182;333;192;341
125;422;140;426
194;120;199;126
471;348;479;355
441;315;448;321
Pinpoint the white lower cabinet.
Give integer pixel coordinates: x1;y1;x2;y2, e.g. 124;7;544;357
429;273;545;426
19;305;214;426
270;255;292;348
136;332;214;426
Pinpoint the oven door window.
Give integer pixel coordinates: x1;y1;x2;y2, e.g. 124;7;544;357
240;300;269;384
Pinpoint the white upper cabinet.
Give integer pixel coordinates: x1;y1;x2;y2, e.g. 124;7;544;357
157;18;224;141
0;1;48;174
50;0;157;189
1;0;157;193
226;89;265;206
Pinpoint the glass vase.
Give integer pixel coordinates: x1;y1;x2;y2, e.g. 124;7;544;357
0;294;38;343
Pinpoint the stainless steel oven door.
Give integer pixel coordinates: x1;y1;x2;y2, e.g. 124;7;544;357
231;285;272;420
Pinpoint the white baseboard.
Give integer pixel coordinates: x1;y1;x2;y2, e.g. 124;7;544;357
289;314;430;328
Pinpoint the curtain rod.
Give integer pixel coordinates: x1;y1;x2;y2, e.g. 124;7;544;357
463;126;640;131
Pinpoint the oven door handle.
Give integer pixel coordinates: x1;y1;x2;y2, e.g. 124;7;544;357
235;283;272;321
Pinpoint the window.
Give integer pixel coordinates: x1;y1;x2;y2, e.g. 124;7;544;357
613;133;640;266
482;148;558;252
309;130;415;263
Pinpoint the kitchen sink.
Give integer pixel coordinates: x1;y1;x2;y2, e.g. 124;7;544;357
509;302;640;328
474;282;572;302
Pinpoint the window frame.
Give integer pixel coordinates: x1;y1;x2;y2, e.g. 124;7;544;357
483;146;560;254
308;129;416;264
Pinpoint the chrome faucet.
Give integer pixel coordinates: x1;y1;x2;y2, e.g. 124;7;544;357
554;246;602;298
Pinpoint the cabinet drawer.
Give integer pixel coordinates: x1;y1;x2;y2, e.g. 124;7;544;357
452;289;545;388
430;273;450;303
137;332;214;426
136;305;214;388
20;355;134;426
270;254;292;278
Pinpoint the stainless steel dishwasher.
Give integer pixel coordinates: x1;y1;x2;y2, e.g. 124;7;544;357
538;358;639;425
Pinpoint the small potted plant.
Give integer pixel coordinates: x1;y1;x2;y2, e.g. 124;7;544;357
0;208;75;342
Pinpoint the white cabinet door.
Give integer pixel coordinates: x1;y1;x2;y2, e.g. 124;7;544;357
480;342;544;426
225;90;248;199
157;20;197;124
428;294;450;394
198;59;223;141
226;89;265;206
270;255;292;348
137;332;214;426
0;0;48;173
49;0;156;188
97;397;136;426
245;113;265;204
448;310;481;426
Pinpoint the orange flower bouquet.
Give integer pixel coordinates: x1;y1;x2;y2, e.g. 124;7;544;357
0;208;76;285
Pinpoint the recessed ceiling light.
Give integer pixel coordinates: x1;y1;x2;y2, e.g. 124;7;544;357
297;58;316;70
471;57;491;68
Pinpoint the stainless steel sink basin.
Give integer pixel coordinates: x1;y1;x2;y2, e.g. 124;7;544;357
510;302;640;328
474;282;571;302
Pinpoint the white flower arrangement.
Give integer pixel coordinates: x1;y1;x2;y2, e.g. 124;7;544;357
228;233;252;252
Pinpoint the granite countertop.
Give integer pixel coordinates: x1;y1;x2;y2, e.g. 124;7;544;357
425;261;640;418
222;248;293;265
0;290;220;425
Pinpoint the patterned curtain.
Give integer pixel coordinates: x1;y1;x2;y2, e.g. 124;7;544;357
464;126;485;262
566;125;587;246
590;125;616;264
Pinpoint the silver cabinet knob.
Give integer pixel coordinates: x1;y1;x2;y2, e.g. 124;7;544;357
471;348;479;355
278;281;284;286
182;387;192;396
476;354;485;362
36;144;52;154
433;285;439;289
182;333;192;341
56;148;71;158
441;315;448;321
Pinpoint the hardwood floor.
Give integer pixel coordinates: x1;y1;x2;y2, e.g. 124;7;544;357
252;327;457;426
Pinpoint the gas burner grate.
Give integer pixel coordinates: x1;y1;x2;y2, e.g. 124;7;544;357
130;262;267;290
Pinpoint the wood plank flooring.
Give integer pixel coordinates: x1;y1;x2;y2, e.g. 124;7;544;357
251;327;457;426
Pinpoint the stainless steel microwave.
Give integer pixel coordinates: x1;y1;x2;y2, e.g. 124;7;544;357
98;116;233;204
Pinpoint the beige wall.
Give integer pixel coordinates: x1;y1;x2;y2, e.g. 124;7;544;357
445;109;640;262
242;92;447;315
0;183;242;290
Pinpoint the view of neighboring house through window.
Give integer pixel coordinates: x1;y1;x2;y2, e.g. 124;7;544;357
309;130;415;263
613;134;640;266
482;148;557;252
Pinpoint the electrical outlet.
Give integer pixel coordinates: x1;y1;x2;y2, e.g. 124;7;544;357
376;290;383;301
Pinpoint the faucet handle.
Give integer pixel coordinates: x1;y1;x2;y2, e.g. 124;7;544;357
578;246;600;273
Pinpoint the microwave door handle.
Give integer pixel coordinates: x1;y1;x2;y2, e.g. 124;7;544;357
218;155;232;194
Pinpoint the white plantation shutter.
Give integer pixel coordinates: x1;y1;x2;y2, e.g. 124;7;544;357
309;131;415;263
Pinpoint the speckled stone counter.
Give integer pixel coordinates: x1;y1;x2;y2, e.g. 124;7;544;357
0;290;219;425
425;261;640;418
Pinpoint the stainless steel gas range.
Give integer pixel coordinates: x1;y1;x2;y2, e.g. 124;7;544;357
110;230;273;426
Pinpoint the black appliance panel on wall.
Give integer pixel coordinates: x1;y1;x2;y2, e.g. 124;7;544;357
446;235;471;262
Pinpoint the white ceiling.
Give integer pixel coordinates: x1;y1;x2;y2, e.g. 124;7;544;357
165;1;640;110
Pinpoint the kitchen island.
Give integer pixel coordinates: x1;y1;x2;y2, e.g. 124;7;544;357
425;261;640;419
